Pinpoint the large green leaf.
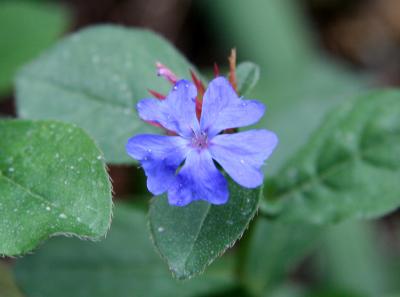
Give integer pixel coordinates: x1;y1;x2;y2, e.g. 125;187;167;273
261;90;400;224
149;179;261;279
16;25;197;164
0;262;24;297
14;204;234;297
0;1;68;97
0;120;112;256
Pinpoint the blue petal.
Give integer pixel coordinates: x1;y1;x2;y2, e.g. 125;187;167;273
126;134;189;195
168;150;228;206
200;77;265;137
209;130;278;188
137;80;199;137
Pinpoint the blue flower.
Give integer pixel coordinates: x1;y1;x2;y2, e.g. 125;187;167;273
126;77;278;206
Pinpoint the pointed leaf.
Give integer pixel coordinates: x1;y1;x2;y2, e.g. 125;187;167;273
149;179;261;279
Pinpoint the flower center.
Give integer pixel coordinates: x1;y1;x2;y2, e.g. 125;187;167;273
191;131;209;150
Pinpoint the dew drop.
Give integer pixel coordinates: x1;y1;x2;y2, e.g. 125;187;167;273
240;159;245;164
59;213;67;219
157;227;165;233
46;206;51;211
173;85;178;91
8;167;14;172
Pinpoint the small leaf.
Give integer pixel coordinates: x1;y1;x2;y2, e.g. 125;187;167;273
149;179;261;279
14;204;234;297
0;262;24;297
236;62;260;96
0;1;68;96
261;90;400;224
16;25;197;164
0;120;112;256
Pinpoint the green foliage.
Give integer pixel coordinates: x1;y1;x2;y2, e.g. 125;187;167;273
149;179;261;279
315;221;391;296
261;90;400;224
16;25;197;164
0;1;68;97
236;62;260;96
14;204;235;297
241;219;322;295
200;0;369;175
0;120;112;256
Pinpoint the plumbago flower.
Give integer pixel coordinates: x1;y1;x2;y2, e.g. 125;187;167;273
126;58;278;206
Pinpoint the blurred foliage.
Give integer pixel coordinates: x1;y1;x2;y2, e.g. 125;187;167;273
241;219;322;295
200;0;369;175
315;221;391;296
14;204;235;297
261;90;400;224
0;1;68;98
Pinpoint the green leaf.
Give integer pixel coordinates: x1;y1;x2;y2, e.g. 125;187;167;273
0;262;24;297
236;62;260;96
241;219;322;296
0;1;68;96
0;120;112;256
16;25;197;164
149;179;261;279
14;204;235;297
261;89;400;224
